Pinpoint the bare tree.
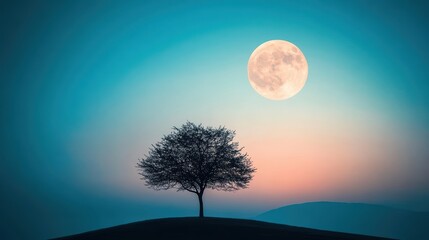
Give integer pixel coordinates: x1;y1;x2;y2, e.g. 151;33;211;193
137;122;255;217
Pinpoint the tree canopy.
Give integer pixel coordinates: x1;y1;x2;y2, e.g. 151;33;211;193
137;122;255;217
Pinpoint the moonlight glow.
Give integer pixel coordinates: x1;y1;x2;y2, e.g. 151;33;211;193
247;40;308;100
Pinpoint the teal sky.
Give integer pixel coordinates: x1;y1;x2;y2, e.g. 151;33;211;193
1;0;429;239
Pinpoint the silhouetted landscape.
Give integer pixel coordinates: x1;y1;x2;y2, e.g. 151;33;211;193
53;201;429;239
53;217;391;240
3;1;429;240
256;202;429;240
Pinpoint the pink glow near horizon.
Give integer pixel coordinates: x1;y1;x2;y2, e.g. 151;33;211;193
70;105;420;209
219;115;413;206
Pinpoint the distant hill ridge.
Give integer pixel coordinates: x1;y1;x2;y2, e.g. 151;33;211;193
53;217;389;240
256;201;429;240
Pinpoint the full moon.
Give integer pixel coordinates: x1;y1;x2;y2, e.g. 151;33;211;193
247;40;308;100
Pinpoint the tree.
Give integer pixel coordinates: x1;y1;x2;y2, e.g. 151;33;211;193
137;122;255;217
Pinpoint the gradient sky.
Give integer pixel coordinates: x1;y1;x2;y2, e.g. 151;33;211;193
1;0;429;239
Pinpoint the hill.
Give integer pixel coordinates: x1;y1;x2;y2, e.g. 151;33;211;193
53;217;389;240
256;202;429;240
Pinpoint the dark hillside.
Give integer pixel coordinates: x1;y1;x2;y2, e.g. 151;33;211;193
53;217;391;240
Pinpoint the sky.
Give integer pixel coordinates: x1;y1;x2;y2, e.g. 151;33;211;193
1;0;429;239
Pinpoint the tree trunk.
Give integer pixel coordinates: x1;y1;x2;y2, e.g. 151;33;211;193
197;193;204;217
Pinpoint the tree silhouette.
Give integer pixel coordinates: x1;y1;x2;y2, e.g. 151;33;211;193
137;122;255;217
